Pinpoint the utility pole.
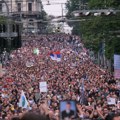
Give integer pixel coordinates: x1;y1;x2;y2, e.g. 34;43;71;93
11;0;12;13
61;3;63;18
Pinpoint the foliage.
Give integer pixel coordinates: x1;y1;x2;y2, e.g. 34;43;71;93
88;0;120;9
66;0;80;18
66;0;120;59
0;16;7;23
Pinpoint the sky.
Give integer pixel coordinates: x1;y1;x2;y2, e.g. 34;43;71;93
41;0;67;17
41;0;72;34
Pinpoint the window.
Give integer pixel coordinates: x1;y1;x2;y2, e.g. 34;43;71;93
17;3;21;12
3;24;7;32
29;19;34;26
28;3;32;12
0;4;2;12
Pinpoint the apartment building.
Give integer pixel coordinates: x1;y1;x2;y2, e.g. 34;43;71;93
0;0;43;33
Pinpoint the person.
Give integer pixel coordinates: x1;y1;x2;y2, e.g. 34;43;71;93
11;117;20;120
112;113;120;120
61;102;75;120
0;33;120;119
20;111;48;120
105;113;120;120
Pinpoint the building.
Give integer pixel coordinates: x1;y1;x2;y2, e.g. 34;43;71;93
0;0;43;33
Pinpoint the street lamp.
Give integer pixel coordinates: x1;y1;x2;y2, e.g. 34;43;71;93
74;13;79;17
72;9;119;17
94;12;101;16
84;11;90;16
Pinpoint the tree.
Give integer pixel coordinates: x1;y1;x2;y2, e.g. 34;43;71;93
66;0;80;18
88;0;120;9
66;0;87;34
0;16;6;23
66;0;120;59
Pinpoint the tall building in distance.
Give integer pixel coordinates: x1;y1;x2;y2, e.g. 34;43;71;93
0;0;44;33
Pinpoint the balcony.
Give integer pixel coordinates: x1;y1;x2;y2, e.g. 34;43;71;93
15;0;23;2
26;0;34;2
0;32;18;37
12;11;41;15
12;11;42;19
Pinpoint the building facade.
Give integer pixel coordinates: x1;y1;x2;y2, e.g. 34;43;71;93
0;0;43;33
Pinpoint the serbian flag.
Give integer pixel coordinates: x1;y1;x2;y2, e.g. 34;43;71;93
50;51;61;62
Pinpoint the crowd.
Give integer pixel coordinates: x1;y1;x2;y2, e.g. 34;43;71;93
0;33;120;120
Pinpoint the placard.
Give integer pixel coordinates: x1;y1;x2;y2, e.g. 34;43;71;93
39;82;47;92
107;97;116;105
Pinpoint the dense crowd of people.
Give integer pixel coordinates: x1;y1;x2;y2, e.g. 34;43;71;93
0;33;120;120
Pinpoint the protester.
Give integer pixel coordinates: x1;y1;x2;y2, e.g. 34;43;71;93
0;33;119;120
20;111;47;120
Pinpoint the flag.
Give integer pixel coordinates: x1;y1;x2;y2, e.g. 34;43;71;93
0;63;3;78
19;90;28;109
33;48;39;55
114;54;120;79
50;51;61;62
50;53;56;61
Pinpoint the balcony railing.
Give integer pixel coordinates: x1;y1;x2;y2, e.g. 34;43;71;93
0;32;18;37
12;11;41;15
15;0;23;2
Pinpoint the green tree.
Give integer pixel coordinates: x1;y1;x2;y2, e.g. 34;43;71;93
66;0;88;34
66;0;120;59
66;0;80;18
88;0;120;9
0;16;7;23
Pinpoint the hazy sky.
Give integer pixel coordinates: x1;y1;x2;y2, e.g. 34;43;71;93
42;0;67;16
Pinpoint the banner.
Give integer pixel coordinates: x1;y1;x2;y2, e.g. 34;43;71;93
114;54;120;79
26;61;34;68
19;90;29;109
0;64;3;78
107;97;116;105
39;82;47;93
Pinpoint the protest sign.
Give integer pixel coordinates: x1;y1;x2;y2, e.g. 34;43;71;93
39;82;47;92
107;97;116;105
26;61;34;68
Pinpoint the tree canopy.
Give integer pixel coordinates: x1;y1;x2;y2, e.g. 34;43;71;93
66;0;120;59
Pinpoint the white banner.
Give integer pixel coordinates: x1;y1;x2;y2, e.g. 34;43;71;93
114;54;120;69
107;97;116;105
39;82;47;93
114;54;120;79
26;61;34;68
